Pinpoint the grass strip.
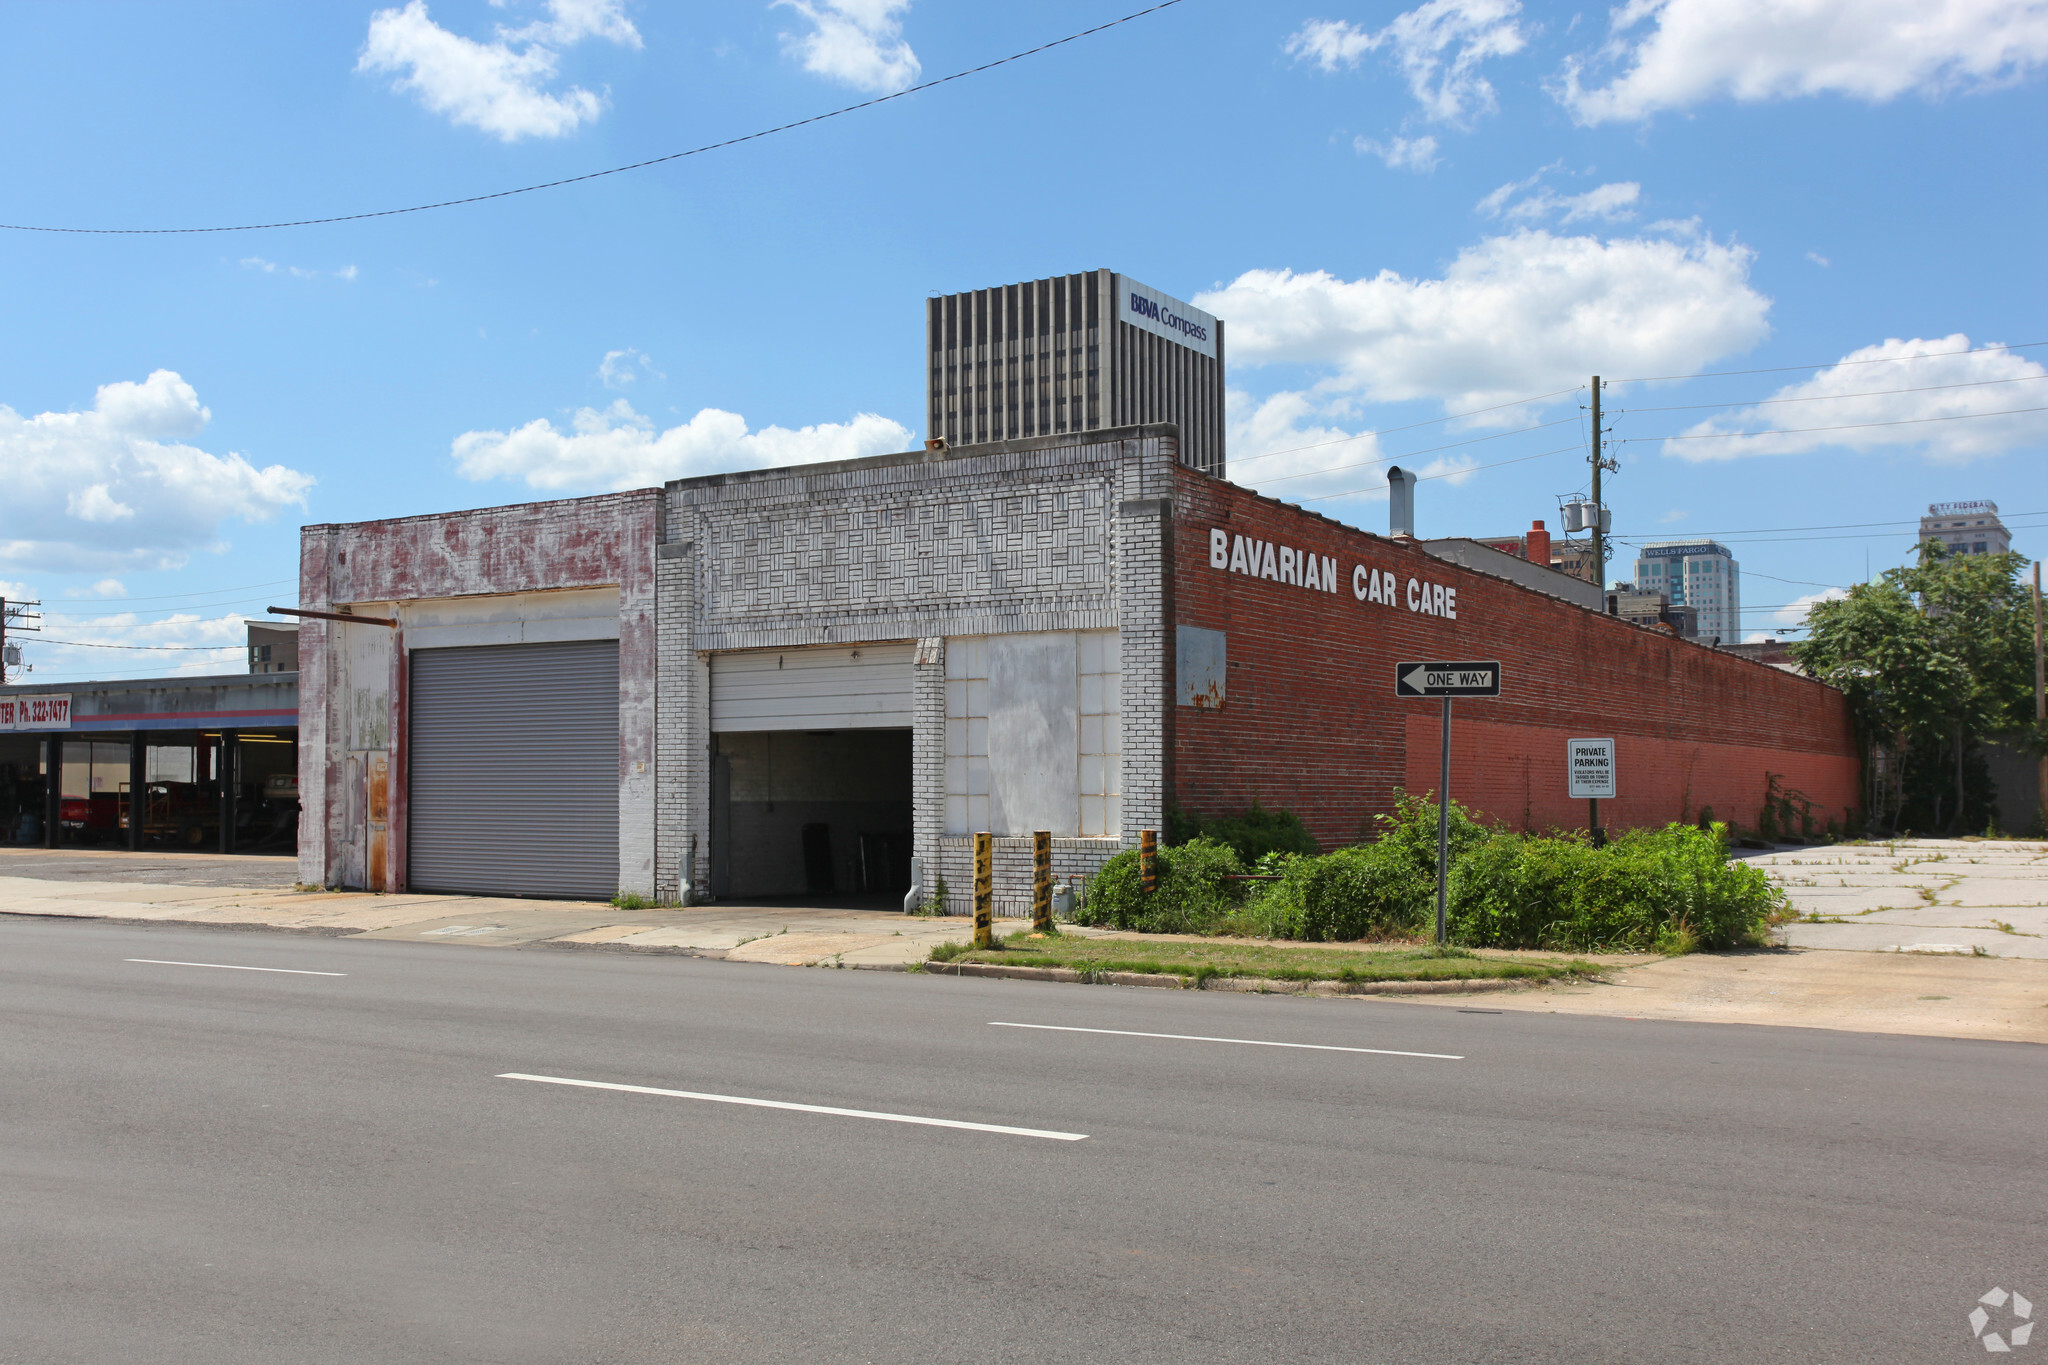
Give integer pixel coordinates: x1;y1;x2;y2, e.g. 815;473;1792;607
929;931;1596;984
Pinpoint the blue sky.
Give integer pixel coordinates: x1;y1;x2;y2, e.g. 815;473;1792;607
4;0;2045;680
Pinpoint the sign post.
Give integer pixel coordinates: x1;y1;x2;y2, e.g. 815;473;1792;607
972;832;994;949
1395;662;1502;944
1568;738;1617;846
1032;830;1053;932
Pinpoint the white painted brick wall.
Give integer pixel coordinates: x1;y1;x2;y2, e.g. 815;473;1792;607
654;426;1178;908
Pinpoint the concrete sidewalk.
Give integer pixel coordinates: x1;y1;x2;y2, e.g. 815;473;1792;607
0;848;980;965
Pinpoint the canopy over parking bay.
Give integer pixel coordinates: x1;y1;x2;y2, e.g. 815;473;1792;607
0;672;298;854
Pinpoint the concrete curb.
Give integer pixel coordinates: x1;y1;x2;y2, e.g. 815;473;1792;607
525;938;730;959
1;910;357;938
920;960;1555;995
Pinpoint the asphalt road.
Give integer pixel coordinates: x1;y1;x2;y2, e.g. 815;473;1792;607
3;919;2042;1364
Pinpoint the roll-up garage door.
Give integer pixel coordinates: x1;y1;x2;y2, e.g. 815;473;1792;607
409;640;618;898
710;644;914;731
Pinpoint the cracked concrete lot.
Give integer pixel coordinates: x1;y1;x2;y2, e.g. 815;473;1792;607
1750;838;2048;958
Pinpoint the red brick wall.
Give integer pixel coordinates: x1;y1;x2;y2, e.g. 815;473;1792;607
1170;469;1860;844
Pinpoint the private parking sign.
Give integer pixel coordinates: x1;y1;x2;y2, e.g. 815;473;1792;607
1568;737;1616;800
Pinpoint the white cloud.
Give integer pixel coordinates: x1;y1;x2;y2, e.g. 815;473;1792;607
64;579;128;598
1806;251;1831;267
26;610;254;682
1288;0;1527;125
242;255;360;282
597;347;663;389
1225;390;1391;504
452;398;915;491
357;0;639;141
1747;587;1847;641
1478;172;1640;223
0;371;314;573
777;0;920;93
1663;334;2048;463
1195;228;1771;413
1355;134;1441;172
1559;0;2048;124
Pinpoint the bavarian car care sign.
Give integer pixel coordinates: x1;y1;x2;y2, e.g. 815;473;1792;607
1394;662;1501;697
1568;737;1616;799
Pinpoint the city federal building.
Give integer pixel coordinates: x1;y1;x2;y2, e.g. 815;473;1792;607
293;271;1859;909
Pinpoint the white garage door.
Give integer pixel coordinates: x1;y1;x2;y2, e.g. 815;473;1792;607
710;644;914;732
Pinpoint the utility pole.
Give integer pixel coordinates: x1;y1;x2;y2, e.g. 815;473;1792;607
1590;377;1605;600
2034;562;2044;835
1;597;42;684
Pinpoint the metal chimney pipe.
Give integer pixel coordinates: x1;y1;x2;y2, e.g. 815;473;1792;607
1387;466;1417;537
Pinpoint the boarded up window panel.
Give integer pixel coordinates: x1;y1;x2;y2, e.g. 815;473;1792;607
945;631;1118;837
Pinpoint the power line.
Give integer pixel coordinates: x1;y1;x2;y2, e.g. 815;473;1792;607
1743;569;1851;590
1624;405;2048;443
49;598;285;622
1254;415;1579;486
32;576;298;604
1614;522;2048;547
0;1;1189;236
1293;443;1585;504
1610;509;2046;537
1228;386;1583;468
1613;372;2048;415
39;639;242;651
1611;339;2048;385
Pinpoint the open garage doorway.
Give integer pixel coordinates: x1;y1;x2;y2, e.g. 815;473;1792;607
707;643;917;904
709;730;912;902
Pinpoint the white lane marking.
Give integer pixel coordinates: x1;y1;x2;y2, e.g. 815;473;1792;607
125;959;347;976
497;1073;1087;1141
989;1021;1462;1060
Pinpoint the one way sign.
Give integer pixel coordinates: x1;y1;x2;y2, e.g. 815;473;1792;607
1395;660;1503;697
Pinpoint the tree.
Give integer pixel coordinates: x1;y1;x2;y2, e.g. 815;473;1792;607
1792;545;2041;834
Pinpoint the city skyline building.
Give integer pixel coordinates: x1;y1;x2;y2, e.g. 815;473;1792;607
1634;541;1742;644
1919;501;2011;556
926;270;1226;475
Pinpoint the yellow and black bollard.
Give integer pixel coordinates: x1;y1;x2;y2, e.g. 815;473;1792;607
1032;830;1053;932
1139;828;1158;894
973;831;994;949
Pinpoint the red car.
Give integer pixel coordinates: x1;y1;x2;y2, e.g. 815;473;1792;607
59;793;121;843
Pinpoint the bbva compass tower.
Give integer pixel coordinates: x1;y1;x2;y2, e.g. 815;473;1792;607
926;270;1227;475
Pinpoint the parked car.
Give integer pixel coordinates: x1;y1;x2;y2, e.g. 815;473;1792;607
59;794;121;843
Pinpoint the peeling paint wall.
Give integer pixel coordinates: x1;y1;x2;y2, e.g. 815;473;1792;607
298;490;662;894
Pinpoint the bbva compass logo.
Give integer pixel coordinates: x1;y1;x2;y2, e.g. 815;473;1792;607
1970;1287;2034;1353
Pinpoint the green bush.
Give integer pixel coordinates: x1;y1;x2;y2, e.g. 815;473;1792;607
1070;837;1245;934
1365;791;1494;885
1180;800;1322;863
1247;843;1431;942
1079;800;1781;954
1448;822;1783;952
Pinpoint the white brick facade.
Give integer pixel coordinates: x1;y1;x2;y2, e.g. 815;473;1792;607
656;426;1177;909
